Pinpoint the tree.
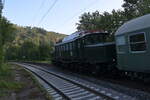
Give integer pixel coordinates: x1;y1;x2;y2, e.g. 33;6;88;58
5;45;20;60
77;12;93;31
77;10;126;34
122;0;138;20
122;0;150;20
4;25;66;61
0;17;15;64
38;40;53;60
19;41;38;60
77;0;150;36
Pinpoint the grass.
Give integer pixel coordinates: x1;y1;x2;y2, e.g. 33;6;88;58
0;63;11;79
32;60;51;64
9;60;52;64
0;63;23;97
0;80;22;92
0;63;52;99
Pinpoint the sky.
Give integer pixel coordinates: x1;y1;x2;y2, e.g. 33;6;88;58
3;0;123;35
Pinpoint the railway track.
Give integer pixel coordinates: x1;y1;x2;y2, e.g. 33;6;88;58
15;63;136;100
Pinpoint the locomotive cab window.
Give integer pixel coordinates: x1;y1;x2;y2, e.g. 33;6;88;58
129;33;146;52
85;34;107;45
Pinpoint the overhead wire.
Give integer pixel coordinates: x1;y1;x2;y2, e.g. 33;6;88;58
58;0;99;29
2;0;5;6
38;0;46;11
37;0;58;25
32;0;47;27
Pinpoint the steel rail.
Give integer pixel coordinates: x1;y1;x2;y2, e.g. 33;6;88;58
18;63;119;100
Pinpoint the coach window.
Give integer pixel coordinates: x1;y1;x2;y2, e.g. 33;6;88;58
68;44;70;50
70;43;73;50
116;35;126;54
64;45;65;51
63;45;65;51
65;44;67;51
61;46;62;51
55;47;56;51
62;45;63;51
129;33;146;52
62;46;63;51
58;47;61;56
85;37;90;45
67;44;69;50
66;44;68;51
61;46;63;51
69;43;71;50
63;45;64;51
67;44;70;51
56;47;58;52
72;42;75;49
78;41;80;48
58;46;60;52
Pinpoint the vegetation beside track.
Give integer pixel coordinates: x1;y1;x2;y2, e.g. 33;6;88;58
0;64;51;100
0;64;23;97
5;26;66;61
24;60;51;64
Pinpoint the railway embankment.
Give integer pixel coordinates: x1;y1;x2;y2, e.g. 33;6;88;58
0;63;50;100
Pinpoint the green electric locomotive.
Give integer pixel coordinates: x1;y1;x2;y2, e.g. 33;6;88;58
53;30;116;74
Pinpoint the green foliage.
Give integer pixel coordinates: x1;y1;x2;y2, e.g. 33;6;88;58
5;40;52;61
77;0;150;39
77;10;126;36
12;26;65;46
5;26;66;61
0;17;15;46
0;17;15;66
0;63;11;79
0;81;22;90
122;0;138;19
122;0;150;19
17;41;39;60
0;64;23;97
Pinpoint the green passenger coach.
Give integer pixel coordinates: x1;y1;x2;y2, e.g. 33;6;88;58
115;14;150;73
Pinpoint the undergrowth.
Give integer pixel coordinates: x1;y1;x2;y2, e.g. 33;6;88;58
0;63;23;97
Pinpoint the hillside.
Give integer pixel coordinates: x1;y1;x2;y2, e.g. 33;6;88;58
12;25;66;46
5;25;67;61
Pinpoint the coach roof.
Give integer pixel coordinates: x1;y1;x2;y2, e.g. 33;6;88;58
115;14;150;36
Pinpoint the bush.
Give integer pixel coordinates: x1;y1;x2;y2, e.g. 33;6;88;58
0;63;11;79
